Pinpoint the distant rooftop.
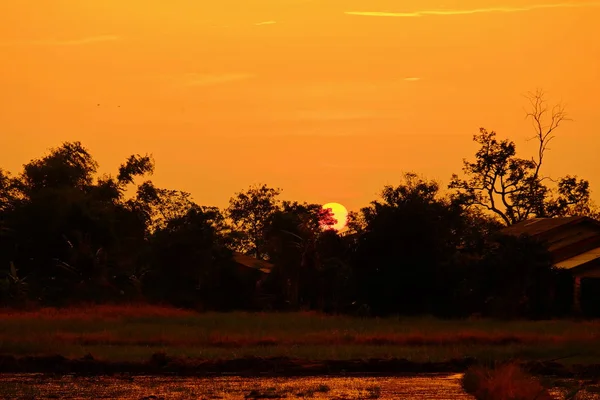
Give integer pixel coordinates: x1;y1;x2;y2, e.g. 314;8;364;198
555;246;600;270
501;216;598;237
501;216;600;269
233;252;273;274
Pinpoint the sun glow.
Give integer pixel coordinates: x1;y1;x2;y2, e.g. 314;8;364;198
322;202;348;231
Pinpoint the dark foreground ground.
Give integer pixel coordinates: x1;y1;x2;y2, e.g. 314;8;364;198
1;354;599;380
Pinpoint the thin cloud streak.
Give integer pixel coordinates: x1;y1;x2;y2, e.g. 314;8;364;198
404;77;421;81
345;2;600;17
255;21;277;25
0;35;119;46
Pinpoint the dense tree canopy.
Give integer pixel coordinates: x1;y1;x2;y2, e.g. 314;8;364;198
352;173;486;315
226;184;282;259
1;89;597;318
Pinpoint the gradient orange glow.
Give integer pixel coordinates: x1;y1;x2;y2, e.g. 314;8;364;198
1;1;599;212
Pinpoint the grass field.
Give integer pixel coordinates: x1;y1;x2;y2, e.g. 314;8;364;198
1;304;600;365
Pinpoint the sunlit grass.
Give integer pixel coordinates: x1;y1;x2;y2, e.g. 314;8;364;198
1;305;600;364
0;376;454;400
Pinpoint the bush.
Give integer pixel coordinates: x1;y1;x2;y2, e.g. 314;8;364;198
462;363;552;400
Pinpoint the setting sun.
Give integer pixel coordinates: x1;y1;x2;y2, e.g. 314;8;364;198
1;1;600;392
322;202;348;231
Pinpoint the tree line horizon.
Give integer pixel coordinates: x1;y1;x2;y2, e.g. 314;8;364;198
0;89;598;317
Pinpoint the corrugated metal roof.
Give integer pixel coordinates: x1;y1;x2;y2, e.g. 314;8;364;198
547;231;600;253
501;216;589;237
555;247;600;270
233;252;273;274
501;217;600;260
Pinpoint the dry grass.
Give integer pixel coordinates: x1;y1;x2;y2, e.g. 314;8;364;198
462;363;553;400
2;304;600;363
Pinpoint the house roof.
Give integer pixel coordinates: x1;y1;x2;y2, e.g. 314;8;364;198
501;216;600;237
555;246;600;270
501;216;600;269
232;252;273;274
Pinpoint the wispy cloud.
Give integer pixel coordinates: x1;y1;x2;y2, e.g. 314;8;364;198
0;35;119;46
345;2;600;17
184;73;254;87
255;21;277;26
404;77;421;81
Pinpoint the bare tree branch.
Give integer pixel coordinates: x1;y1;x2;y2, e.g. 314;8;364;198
524;89;572;179
450;89;583;225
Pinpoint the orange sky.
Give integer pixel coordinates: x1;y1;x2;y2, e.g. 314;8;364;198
1;0;599;212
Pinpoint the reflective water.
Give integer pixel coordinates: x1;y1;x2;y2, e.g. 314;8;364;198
0;374;472;399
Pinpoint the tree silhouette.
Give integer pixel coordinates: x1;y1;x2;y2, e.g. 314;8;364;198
134;181;196;233
117;154;155;186
353;173;469;315
226;184;282;259
0;168;20;213
1;142;173;305
145;205;235;308
545;176;597;218
264;201;346;309
21;141;98;195
0;134;596;317
450;89;596;225
472;233;558;318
